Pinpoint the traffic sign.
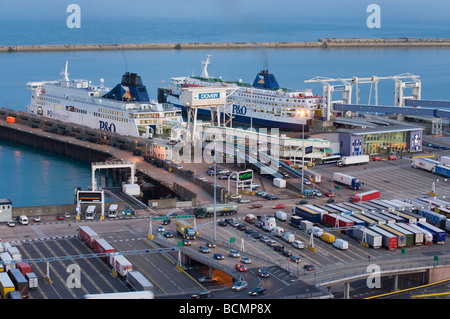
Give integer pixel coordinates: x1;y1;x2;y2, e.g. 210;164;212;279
230;238;235;243
335;185;340;190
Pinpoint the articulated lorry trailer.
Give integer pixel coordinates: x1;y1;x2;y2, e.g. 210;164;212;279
337;155;369;167
194;203;238;218
333;173;361;190
411;158;441;173
349;190;380;203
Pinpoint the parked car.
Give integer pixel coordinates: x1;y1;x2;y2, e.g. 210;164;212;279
249;287;266;296
260;236;270;244
373;156;382;161
388;155;398;160
237;224;247;231
251;232;262;239
230;221;239;227
274;244;285;252
6;220;15;227
232;280;248;291
56;215;64;220
244;228;254;235
33;216;41;222
64;212;71;218
282;249;293;257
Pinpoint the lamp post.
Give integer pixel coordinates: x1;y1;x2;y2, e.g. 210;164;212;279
213;141;217;242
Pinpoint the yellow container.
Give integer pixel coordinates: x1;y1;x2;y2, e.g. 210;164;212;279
321;232;336;244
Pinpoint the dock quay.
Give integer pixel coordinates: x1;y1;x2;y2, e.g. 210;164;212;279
2;38;450;53
0;108;213;212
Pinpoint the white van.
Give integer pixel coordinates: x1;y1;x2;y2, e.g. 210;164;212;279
18;215;28;225
292;240;305;249
271;226;284;237
309;226;323;237
332;238;349;250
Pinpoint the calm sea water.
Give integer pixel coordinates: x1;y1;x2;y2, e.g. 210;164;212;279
1;2;449;206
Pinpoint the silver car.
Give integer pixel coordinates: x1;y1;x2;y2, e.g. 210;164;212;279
232;280;248;291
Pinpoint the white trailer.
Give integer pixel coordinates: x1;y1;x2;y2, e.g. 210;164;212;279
440;156;450;165
411;158;440;173
108;204;119;218
282;232;295;243
274;210;287;221
273;178;286;188
271;226;285;237
337;155;369;167
261;215;276;232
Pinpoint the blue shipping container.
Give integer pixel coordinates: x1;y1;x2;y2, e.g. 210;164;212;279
294;206;321;224
417;209;446;228
436;165;450;178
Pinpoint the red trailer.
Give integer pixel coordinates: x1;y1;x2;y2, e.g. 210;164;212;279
16;262;32;276
78;226;100;247
322;213;354;229
349;190;380;203
92;238;116;262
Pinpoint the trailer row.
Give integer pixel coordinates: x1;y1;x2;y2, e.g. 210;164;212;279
77;226;154;294
0;242;38;299
291;203;446;250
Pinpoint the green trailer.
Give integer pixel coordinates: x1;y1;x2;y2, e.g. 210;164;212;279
194;203;238;218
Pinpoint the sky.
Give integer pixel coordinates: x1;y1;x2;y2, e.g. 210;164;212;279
0;0;448;22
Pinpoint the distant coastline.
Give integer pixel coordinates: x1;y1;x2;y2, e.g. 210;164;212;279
2;38;450;53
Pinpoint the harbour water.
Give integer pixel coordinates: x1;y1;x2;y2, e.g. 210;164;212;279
1;1;450;206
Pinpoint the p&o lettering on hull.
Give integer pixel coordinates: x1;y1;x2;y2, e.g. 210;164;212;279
232;104;247;115
99;121;116;133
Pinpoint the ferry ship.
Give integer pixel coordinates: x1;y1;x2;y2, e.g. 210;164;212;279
26;61;183;138
158;56;323;132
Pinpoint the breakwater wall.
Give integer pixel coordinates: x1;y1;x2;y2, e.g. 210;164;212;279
2;38;450;53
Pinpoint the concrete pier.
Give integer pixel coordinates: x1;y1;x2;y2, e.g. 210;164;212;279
2;38;450;53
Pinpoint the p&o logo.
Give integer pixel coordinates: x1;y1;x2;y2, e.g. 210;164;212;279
232;104;247;115
99;121;116;132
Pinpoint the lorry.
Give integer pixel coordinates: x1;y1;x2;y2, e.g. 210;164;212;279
435;165;450;178
92;238;116;262
300;220;313;231
194;203;238;218
369;226;398;250
411;158;441;173
337;155;369;167
273;177;287;188
175;219;198;239
126;271;154;292
289;216;302;228
274;210;287;221
0;252;15;272
0;272;15;299
349;190;380;203
440;156;450;165
322;213;355;229
417;209;446;228
25;272;38;289
417;221;445;244
261;215;276;232
109;254;133;277
308;226;323;237
271;226;285;237
8;269;28;298
332;238;349;250
320;232;336;244
78;226;100;247
6;247;22;261
244;214;256;224
293;206;321;224
333;172;361;190
282;232;295;243
349;227;382;249
16;262;32;276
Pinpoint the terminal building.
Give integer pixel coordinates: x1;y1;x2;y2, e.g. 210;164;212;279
0;199;12;223
311;125;423;156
